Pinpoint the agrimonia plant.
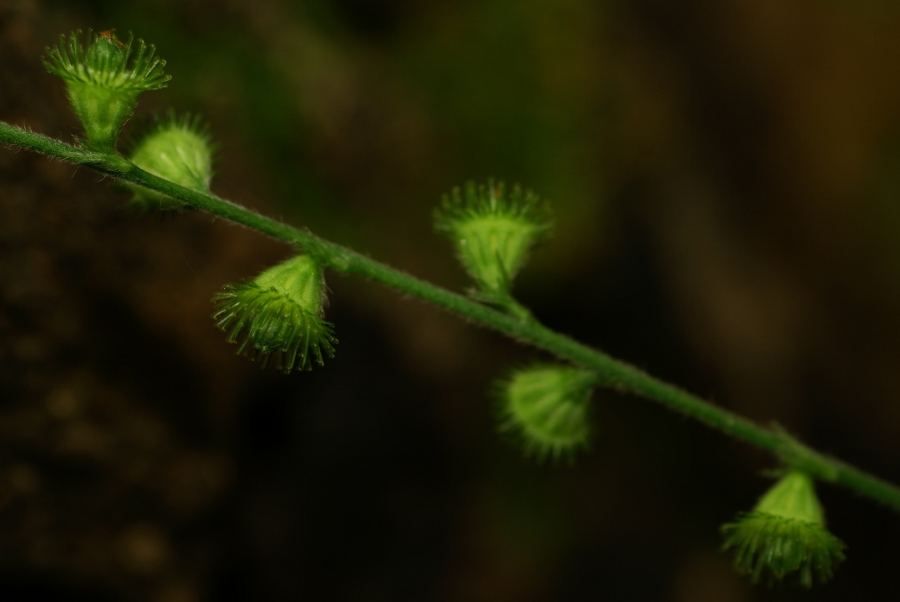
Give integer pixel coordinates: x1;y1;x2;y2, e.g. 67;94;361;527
2;29;898;588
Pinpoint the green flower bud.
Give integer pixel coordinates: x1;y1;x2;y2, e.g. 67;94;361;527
212;255;337;372
435;180;551;303
128;112;215;211
721;471;846;587
44;30;170;153
497;365;595;462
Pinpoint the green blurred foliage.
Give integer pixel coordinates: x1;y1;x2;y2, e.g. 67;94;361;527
42;0;617;283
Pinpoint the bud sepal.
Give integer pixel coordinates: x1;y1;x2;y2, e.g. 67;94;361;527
212;255;337;372
128;112;215;211
44;29;170;153
721;470;846;587
435;180;551;309
497;364;595;462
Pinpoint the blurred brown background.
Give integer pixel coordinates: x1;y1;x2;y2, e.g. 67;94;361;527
3;0;900;600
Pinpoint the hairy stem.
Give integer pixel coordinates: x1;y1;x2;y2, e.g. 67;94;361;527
3;120;900;511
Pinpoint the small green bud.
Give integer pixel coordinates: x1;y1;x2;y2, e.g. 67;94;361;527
497;365;595;462
44;29;170;153
721;471;846;587
435;180;551;303
128;112;215;211
212;255;337;372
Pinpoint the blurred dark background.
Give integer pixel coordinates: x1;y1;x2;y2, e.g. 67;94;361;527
3;0;900;600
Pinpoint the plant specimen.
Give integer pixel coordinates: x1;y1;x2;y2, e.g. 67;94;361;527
3;28;899;589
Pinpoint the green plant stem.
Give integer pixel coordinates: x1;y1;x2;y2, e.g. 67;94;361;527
4;120;900;511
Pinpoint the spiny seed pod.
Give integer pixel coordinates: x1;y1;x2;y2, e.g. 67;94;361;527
128;112;215;211
212;255;337;372
721;470;846;587
497;365;595;462
435;180;551;303
44;29;170;153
